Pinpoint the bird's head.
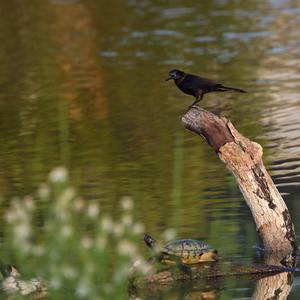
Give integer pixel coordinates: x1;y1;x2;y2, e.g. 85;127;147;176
165;69;185;81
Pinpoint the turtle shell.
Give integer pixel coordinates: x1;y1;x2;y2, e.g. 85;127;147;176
160;239;218;265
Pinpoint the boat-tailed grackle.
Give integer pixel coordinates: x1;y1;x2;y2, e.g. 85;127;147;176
166;69;246;107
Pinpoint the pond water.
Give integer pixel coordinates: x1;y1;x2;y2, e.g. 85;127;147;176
0;0;300;299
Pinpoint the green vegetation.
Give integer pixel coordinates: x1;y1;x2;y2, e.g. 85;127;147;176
2;167;148;299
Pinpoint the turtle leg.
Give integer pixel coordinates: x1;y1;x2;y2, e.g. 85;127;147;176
180;264;193;280
167;261;193;280
174;256;193;280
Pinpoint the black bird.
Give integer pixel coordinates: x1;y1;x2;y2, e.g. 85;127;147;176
166;69;246;107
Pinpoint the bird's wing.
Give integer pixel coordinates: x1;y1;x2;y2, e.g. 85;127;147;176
196;75;222;89
186;75;221;91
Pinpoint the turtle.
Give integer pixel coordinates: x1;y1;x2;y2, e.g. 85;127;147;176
144;233;218;266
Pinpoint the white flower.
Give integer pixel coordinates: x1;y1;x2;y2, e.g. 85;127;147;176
5;210;17;223
62;265;77;279
24;196;35;211
38;184;50;200
61;225;73;238
14;223;32;240
101;216;114;233
49;167;68;183
49;277;62;289
117;240;137;256
87;202;100;219
120;196;133;210
131;259;152;275
55;188;76;216
76;280;90;298
132;223;144;235
81;237;93;249
121;214;132;227
162;228;176;242
113;223;124;237
73;198;85;211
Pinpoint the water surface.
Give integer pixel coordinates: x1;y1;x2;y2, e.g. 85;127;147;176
0;0;300;298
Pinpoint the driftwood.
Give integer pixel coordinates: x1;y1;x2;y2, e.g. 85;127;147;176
182;106;297;265
133;106;298;291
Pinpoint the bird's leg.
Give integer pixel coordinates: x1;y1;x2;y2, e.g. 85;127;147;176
189;90;203;108
189;99;199;107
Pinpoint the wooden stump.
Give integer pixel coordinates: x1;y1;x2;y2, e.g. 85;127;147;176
182;106;297;265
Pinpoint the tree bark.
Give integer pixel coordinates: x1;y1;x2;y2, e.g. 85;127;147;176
182;106;297;265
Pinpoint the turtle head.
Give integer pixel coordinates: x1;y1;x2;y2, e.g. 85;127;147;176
144;234;156;248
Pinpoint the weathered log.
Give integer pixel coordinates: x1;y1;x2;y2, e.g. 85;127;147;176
182;106;297;265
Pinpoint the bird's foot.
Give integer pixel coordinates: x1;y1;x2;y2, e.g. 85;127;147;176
188;104;200;110
185;106;193;113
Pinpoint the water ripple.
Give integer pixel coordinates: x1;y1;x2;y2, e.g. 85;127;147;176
160;7;195;19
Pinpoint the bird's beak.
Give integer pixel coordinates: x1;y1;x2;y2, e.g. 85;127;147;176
165;75;172;81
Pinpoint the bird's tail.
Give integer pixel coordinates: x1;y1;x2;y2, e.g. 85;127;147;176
218;85;246;93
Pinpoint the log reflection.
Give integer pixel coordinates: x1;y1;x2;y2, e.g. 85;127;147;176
252;272;293;300
130;271;294;300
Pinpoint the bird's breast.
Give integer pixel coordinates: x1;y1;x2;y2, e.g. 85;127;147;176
175;80;197;96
